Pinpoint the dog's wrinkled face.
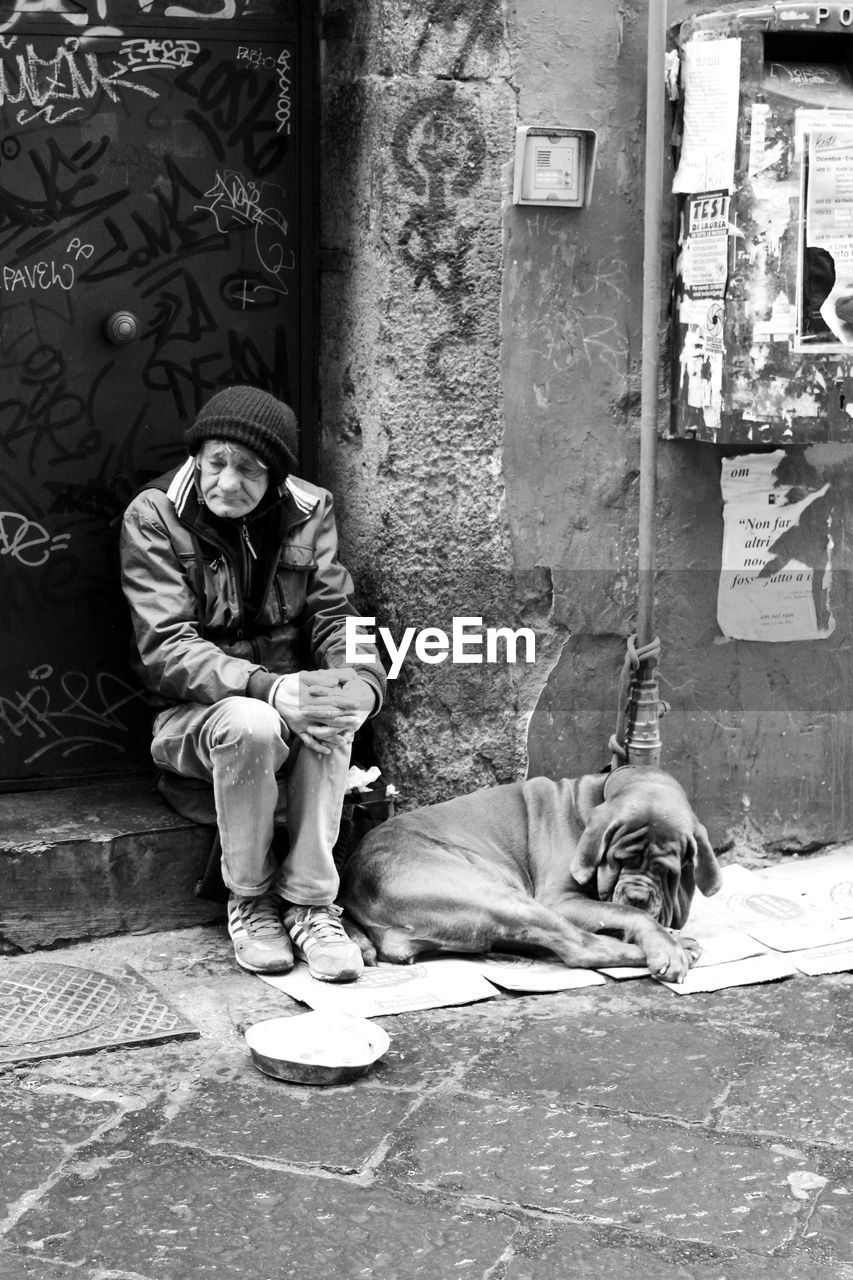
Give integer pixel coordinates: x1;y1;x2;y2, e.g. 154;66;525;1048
570;767;722;929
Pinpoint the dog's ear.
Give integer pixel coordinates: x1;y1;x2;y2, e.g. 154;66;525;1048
689;820;723;896
570;806;615;885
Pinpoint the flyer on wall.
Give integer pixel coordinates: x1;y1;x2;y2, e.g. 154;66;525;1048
717;451;834;641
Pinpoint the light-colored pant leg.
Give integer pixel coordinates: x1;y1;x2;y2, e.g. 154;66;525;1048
151;697;349;903
152;697;286;896
273;735;351;905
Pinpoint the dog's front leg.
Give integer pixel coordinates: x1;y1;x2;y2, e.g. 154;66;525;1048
556;898;701;983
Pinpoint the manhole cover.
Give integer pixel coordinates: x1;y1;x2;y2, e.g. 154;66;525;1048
0;962;124;1046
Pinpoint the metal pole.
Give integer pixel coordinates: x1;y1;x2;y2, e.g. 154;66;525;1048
626;0;667;767
638;0;666;646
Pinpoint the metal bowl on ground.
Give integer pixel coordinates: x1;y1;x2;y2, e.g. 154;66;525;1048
244;1011;390;1085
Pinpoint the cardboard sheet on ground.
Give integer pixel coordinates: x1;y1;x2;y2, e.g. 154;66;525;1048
261;958;499;1018
261;954;605;1016
471;953;605;992
658;951;799;995
693;862;853;952
787;938;853;976
754;850;853;919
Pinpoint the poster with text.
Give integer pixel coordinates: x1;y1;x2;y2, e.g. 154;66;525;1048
673;38;742;195
717;451;834;641
805;127;853;344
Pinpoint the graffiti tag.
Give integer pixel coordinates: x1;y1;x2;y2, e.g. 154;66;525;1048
0;511;70;566
0;0;237;35
0;666;144;762
276;48;292;136
0;38;159;127
1;259;74;291
195;170;295;295
120;38;200;74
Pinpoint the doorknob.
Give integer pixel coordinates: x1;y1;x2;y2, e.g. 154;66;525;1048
103;311;139;344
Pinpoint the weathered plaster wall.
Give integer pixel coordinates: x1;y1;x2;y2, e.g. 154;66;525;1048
320;0;853;852
502;0;649;781
513;0;853;853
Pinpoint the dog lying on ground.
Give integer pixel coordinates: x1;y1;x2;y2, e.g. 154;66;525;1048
340;766;723;984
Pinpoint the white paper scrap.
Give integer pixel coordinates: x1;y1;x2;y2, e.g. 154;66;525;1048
473;953;605;992
260;957;499;1018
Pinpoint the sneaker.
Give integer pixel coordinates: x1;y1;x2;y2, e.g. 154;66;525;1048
283;904;364;983
227;892;294;974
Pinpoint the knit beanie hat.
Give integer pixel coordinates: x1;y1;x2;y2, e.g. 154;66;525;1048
184;386;299;480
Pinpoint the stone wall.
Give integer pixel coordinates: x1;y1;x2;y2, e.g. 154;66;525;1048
319;0;556;802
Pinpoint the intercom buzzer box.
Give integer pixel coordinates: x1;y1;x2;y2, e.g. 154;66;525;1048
513;126;598;208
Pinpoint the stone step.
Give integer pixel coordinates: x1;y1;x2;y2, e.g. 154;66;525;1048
0;779;222;952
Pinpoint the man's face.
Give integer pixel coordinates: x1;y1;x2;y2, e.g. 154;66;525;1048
196;439;269;518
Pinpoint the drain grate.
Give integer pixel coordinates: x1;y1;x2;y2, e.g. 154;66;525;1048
0;963;124;1046
0;961;199;1065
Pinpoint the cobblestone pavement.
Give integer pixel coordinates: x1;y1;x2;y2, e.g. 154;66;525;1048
1;926;852;1280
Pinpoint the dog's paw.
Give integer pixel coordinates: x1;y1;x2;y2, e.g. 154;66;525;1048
645;929;697;984
678;934;703;967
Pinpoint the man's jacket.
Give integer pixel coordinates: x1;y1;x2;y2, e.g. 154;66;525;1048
120;457;385;711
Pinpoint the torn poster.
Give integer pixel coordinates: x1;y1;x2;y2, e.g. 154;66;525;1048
717;450;834;641
673;38;742;195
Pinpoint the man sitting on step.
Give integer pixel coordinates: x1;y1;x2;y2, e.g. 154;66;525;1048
120;385;385;982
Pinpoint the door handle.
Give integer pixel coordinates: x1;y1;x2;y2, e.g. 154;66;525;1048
103;311;139;344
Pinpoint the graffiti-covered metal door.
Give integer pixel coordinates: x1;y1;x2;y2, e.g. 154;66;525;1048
0;3;316;786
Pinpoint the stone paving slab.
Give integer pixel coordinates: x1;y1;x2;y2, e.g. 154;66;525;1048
459;1006;761;1122
0;1083;121;1219
500;1224;853;1280
582;970;852;1039
156;1063;420;1172
6;1147;519;1280
0;1249;86;1279
717;1037;853;1150
377;1091;841;1252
